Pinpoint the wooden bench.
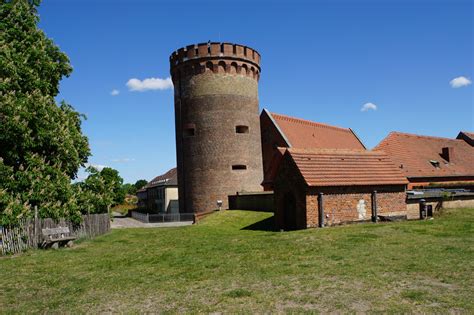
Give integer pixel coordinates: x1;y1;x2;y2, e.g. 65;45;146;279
41;227;76;249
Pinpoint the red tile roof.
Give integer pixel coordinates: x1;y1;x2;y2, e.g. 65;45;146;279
287;148;408;186
374;132;474;178
269;111;366;150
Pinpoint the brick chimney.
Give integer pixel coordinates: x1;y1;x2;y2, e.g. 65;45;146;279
442;147;455;162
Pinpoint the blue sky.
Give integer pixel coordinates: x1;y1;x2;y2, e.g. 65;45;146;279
38;0;473;183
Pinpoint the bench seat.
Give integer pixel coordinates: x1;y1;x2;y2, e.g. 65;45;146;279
42;227;77;249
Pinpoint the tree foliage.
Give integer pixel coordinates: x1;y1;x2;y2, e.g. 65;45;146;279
0;0;94;224
75;167;123;214
120;180;148;196
1;0;90;178
134;179;148;191
96;167;125;205
122;183;137;196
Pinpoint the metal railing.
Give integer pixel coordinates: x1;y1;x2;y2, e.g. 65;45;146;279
131;211;194;223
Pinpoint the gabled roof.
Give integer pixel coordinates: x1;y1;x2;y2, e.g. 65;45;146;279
374;132;474;178
457;131;474;146
286;148;408;187
144;168;178;189
265;110;366;150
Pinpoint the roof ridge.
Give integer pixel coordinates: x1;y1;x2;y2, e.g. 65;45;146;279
270;112;351;133
388;131;462;141
288;148;376;154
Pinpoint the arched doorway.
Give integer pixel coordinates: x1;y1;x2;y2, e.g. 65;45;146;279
283;192;297;230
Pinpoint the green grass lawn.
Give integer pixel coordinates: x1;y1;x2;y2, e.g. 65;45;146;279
1;208;473;313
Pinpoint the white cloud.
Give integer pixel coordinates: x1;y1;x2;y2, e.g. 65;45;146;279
85;163;107;171
110;89;120;96
361;102;377;112
450;76;472;88
126;77;173;92
111;158;135;163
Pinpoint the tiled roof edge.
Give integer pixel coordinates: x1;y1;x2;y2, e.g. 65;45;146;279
263;109;292;147
387;131;464;141
270;111;352;133
349;128;367;150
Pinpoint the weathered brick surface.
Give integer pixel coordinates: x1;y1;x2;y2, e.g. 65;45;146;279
306;186;407;227
274;154;407;229
273;154;307;230
170;43;263;215
260;110;289;191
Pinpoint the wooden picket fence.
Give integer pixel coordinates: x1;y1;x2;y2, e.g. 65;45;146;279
0;213;110;255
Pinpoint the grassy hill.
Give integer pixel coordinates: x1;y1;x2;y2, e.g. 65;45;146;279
0;209;473;313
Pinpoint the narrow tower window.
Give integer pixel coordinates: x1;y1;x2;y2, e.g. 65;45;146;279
183;123;196;137
232;165;247;170
235;125;249;134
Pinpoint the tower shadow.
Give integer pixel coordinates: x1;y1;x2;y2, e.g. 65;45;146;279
241;216;276;231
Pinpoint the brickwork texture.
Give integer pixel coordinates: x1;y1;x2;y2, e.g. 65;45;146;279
170;42;264;214
274;153;408;229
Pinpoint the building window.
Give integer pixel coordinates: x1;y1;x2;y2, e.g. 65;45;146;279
183;123;195;137
232;164;247;170
235;125;249;134
183;128;195;137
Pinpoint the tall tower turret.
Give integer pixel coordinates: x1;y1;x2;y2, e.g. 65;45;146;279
170;42;263;215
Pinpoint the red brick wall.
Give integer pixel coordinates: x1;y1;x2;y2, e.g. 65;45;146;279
306;186;407;227
274;155;408;229
171;43;264;214
273;154;307;230
260;110;289;191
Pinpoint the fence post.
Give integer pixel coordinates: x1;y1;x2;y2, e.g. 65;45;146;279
371;191;378;223
34;206;38;246
318;192;324;228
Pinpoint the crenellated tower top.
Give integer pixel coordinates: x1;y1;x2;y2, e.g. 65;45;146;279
170;42;261;82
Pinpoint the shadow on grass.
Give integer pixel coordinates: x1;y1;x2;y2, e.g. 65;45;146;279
241;216;276;231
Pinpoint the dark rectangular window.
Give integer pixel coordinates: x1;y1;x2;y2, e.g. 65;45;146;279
232;164;247;170
183;123;196;137
235;125;249;134
183;128;195;137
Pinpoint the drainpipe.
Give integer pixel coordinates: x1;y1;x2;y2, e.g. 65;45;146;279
371;190;378;222
318;192;324;228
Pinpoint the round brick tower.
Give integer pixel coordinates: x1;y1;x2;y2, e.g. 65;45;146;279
170;42;263;215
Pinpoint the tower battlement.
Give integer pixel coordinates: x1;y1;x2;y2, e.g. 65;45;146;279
170;42;261;81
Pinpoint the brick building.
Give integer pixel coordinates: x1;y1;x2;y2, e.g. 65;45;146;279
260;110;366;190
274;148;408;230
374;132;474;189
170;42;263;217
136;168;179;214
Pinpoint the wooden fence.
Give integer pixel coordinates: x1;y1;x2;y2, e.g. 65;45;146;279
0;213;110;256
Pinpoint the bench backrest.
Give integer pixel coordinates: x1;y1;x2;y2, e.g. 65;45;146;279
42;227;71;239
